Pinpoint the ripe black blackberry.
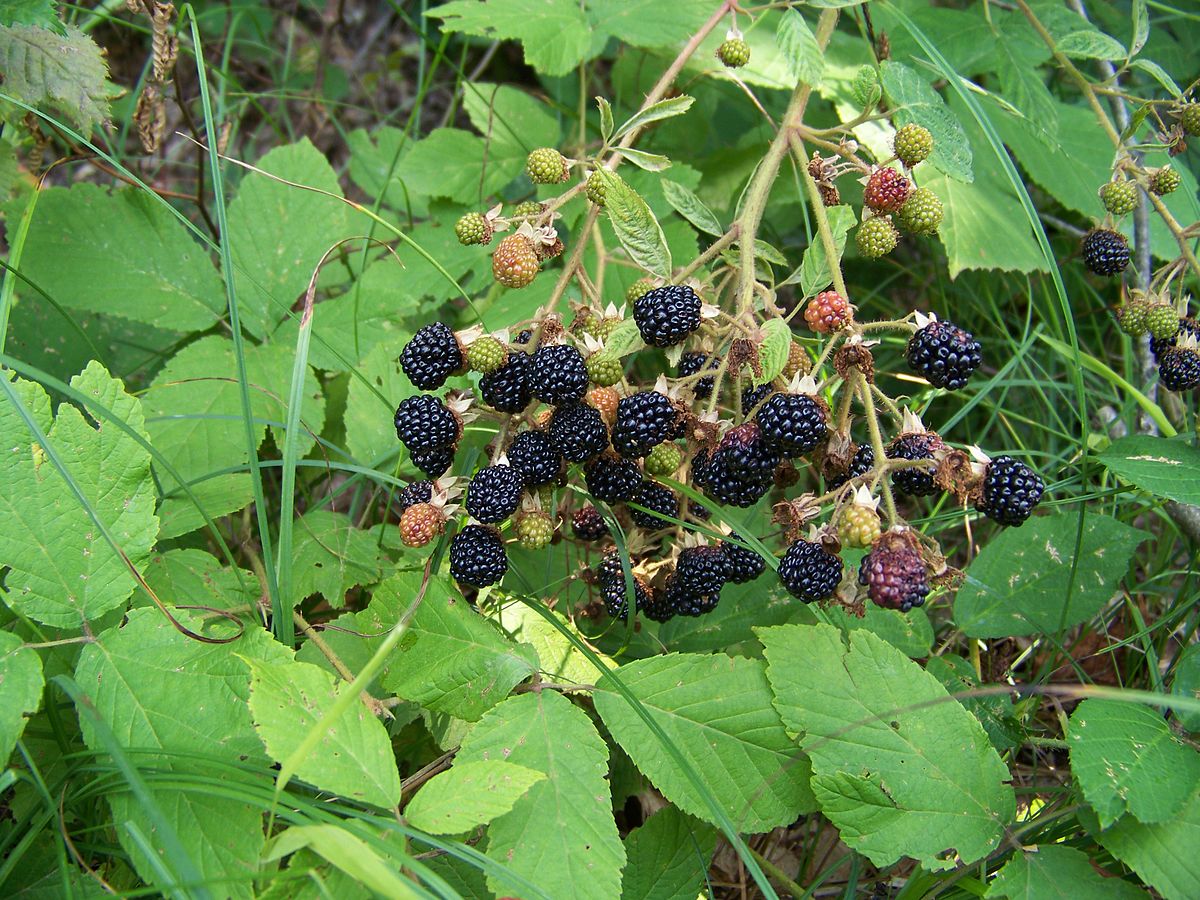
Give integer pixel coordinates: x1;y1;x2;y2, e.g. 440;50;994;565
859;536;929;611
755;393;829;455
1081;228;1131;276
693;423;781;507
410;446;455;477
400;322;464;390
394;394;460;453
825;444;875;490
506;430;562;485
628;480;679;529
398;479;433;512
905;320;983;391
572;505;609;541
548;402;609;462
480;351;533;413
530;344;589;405
632;284;702;347
678;351;718;399
639;590;676;623
665;545;728;616
596;551;652;619
778;539;843;603
584;455;642;503
449;524;508;587
885;432;944;497
611;391;679;459
514;329;533;345
1150;317;1200;361
1160;347;1200;391
720;534;766;583
464;465;525;524
741;383;774;417
978;456;1045;526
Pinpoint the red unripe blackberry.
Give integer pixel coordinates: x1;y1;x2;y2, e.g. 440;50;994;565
493;234;540;288
825;444;875;491
398;479;433;512
410;446;455;478
859;534;929;611
548;402;609;463
400;503;445;547
977;455;1045;526
530;344;589;405
465;464;525;524
678;351;719;399
1159;347;1200;391
449;525;508;588
804;291;851;333
611;391;679;459
720;534;766;583
755;392;829;455
664;545;728;616
885;431;944;497
395;394;460;453
905;319;983;391
480;351;534;414
864;167;912;212
584;454;642;503
506;430;562;486
778;539;843;603
628;480;679;530
632;284;702;347
400;323;464;390
572;505;609;541
1081;228;1130;277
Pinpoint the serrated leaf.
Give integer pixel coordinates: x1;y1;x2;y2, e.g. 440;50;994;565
985;844;1145;900
759;624;1014;870
1068;698;1200;828
74;607;290;898
245;656;402;808
754;318;793;386
0;364;158;628
880;61;973;183
427;0;592;77
406;760;545;835
0;631;43;764
0;23;110;132
658;579;818;653
1170;643;1200;732
379;574;538;721
1057;30;1126;60
345;336;413;466
462;82;561;178
142;549;257;613
594;653;815;833
823;602;934;659
925;655;1022;753
955;513;1149;638
1129;59;1181;97
661;180;722;237
458;691;625;899
156;473;255;541
496;602;615;686
1094;791;1200;900
597;96;614;143
595;169;672;279
281;510;381;609
615;147;672;172
1099;435;1200;505
602;317;647;360
1130;0;1149;56
0;0;64;32
784;205;856;293
613;95;694;141
776;9;824;87
621;806;716;900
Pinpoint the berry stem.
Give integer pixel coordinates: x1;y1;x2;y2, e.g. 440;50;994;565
674;225;741;283
856;371;899;526
791;132;849;300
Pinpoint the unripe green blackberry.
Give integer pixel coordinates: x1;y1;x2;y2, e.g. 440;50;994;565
856;216;899;259
515;510;555;550
1099;180;1138;216
594;316;621;341
717;37;750;68
455;212;492;246
838;503;881;549
896;188;943;235
1146;302;1181;340
851;65;881;109
586;170;606;206
586;352;624;387
1116;297;1151;337
466;336;507;374
893;123;933;166
644;442;683;478
626;277;656;303
1181;103;1200;137
526;148;569;184
512;200;544;219
1150;166;1181;196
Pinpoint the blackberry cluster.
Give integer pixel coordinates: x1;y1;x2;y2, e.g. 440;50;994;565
778;540;843;603
465;465;525;524
584;455;642;503
480;351;533;413
678;352;719;398
449;525;508;588
905;320;983;391
825;444;875;490
886;432;944;497
506;430;562;486
629;480;679;529
755;393;829;454
664;546;729;616
693;424;781;507
549;403;609;462
859;538;929;612
531;345;589;405
721;535;767;583
1081;229;1130;276
977;456;1045;527
400;323;463;390
612;391;678;458
633;285;702;347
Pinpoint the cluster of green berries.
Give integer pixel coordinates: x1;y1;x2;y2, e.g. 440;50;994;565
852;126;943;260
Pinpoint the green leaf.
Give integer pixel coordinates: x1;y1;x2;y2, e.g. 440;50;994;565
955;513;1149;638
462;82;561;177
823;602;934;659
344;337;411;467
614;147;672;172
785;204;856;294
0;631;43;764
759;624;1014;870
621;806;717;900
496;602;615;687
245;656;402;808
225;139;354;339
74;607;290;898
1057;30;1126;60
657;578;818;653
597;96;614;143
427;0;592;77
594;170;672;279
613;95;695;142
602;318;646;360
588;0;715;50
265;826;419;899
142;549;257;613
458;691;625;898
156;473;255;541
754;318;793;386
1130;0;1149;56
1095;791;1200;900
379;574;538;721
1099;435;1200;505
661;180;723;237
18;184;225;331
880;61;973;183
0;23;110;133
0;363;158;628
1170;643;1200;732
0;0;64;32
992;33;1059;147
776;9;824;87
1068;698;1200;827
986;844;1145;900
395;128;514;201
594;653;815;833
406;760;545;835
925;655;1022;753
1128;59;1181;97
282;510;381;609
